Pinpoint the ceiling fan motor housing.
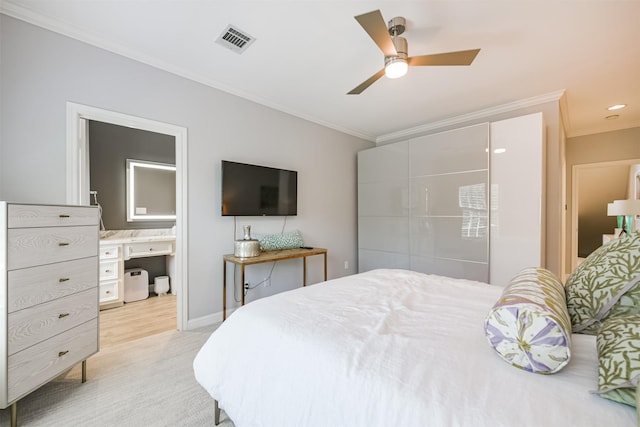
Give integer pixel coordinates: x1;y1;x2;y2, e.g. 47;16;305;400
388;16;406;36
386;17;408;65
385;36;408;66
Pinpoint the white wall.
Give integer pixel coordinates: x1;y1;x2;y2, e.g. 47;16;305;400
0;15;373;324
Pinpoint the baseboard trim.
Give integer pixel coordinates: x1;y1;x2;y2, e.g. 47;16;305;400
186;309;237;330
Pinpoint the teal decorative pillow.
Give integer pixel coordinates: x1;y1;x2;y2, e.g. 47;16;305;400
255;230;303;251
565;231;640;335
595;314;640;407
484;267;572;374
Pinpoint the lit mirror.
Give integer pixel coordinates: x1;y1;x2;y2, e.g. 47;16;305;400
126;159;176;222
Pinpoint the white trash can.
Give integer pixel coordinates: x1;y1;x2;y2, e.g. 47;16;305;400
124;268;149;303
154;276;170;296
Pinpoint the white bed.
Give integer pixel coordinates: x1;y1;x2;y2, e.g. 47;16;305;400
193;269;637;426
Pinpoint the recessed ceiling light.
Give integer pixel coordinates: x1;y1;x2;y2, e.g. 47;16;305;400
605;114;620;120
607;104;626;111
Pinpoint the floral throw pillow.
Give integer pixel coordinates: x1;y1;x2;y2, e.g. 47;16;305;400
255;230;304;251
565;231;640;335
595;314;640;407
484;267;572;374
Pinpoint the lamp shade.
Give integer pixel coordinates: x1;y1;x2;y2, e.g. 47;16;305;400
607;199;640;216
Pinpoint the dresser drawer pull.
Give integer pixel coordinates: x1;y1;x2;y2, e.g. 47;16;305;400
59;214;71;218
104;269;112;273
58;313;70;319
105;290;111;294
59;277;70;282
58;350;69;357
58;242;70;247
105;251;112;256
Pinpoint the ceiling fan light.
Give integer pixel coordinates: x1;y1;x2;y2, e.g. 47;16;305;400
385;58;408;79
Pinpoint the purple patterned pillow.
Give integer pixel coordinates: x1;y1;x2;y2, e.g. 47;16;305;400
484;268;572;374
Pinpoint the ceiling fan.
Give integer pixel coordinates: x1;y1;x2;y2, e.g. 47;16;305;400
348;10;480;95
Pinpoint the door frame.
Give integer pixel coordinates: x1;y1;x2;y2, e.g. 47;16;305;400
571;158;640;272
66;102;188;331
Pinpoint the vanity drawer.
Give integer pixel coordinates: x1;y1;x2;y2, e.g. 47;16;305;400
99;260;119;281
8;318;98;402
8;287;98;355
124;240;174;259
7;226;98;270
99;280;119;303
8;204;98;228
8;257;98;313
99;244;120;260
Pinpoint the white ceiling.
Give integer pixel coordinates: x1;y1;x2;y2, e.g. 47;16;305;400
2;0;639;142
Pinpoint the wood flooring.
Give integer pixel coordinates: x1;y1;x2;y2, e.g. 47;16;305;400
99;294;176;348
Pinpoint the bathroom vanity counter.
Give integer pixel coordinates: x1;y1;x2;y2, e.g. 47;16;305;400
99;229;175;245
101;235;175;243
99;230;176;309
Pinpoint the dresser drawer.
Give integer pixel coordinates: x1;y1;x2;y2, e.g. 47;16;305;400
99;260;119;281
99;244;120;260
124;240;174;259
8;204;97;228
7;226;98;270
8;288;98;355
8;319;98;403
8;257;98;313
99;280;119;303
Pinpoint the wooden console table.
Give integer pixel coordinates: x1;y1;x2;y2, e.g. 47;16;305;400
223;247;327;320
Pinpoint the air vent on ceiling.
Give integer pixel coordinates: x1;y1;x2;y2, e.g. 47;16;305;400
215;25;255;54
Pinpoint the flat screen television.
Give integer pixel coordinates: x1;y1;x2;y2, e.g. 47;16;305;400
221;160;298;216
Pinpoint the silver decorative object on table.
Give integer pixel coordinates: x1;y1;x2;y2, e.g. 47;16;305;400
234;225;261;258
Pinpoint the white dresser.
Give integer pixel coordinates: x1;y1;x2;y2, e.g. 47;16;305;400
0;202;99;426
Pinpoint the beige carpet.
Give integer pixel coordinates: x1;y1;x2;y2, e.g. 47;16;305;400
0;325;234;427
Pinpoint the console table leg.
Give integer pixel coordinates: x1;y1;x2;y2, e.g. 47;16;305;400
323;252;327;281
241;265;246;306
223;260;227;321
81;360;87;383
10;401;17;427
303;256;307;286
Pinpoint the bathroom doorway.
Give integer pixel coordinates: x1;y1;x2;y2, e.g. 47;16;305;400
571;158;640;271
66;102;188;333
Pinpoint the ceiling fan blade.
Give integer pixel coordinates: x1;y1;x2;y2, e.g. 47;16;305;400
408;49;480;66
354;10;397;57
347;69;386;95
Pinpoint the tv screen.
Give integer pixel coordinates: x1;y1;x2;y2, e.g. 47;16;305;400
221;160;298;216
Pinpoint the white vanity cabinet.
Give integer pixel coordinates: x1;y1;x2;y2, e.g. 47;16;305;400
0;202;99;426
99;232;176;309
99;243;124;309
124;239;175;259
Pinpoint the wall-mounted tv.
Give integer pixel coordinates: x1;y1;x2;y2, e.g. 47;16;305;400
221;160;298;216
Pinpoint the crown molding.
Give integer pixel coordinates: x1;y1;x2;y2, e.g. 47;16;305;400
567;121;640;139
376;90;566;144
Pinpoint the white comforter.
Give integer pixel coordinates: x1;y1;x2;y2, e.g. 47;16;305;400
193;269;636;427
